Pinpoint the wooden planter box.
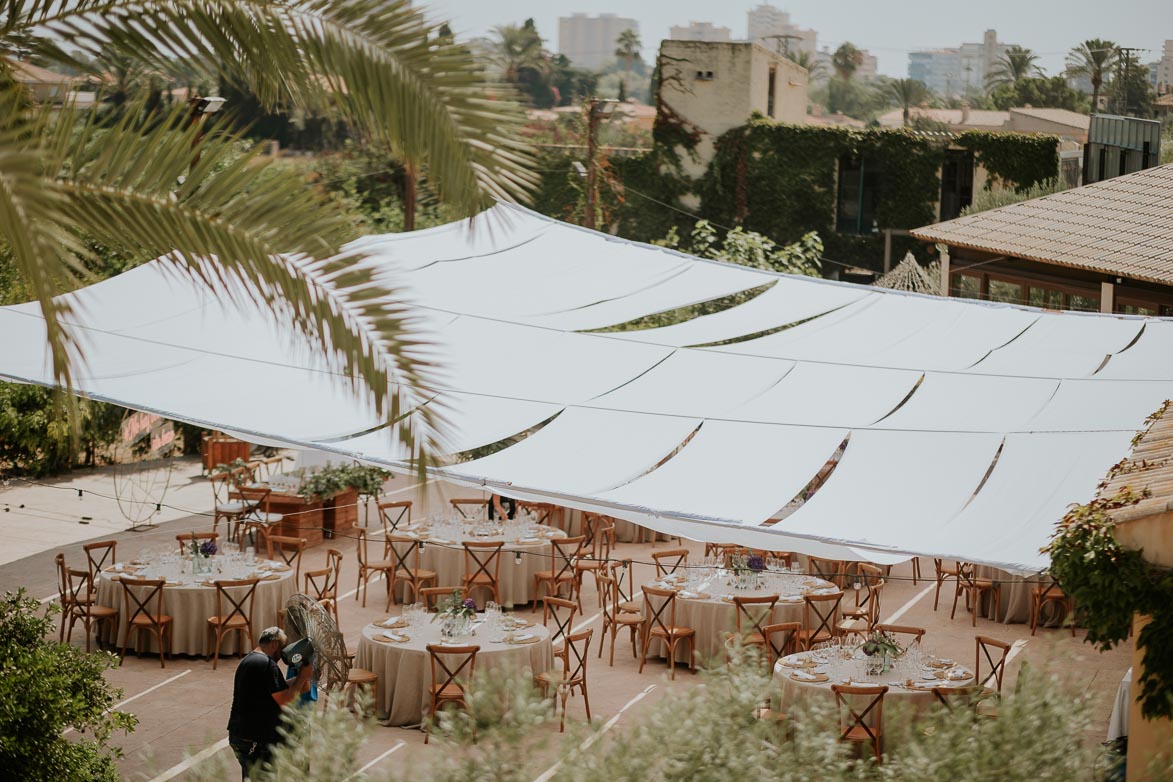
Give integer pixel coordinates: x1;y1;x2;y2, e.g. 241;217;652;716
264;492;325;547
202;434;251;472
322;487;359;540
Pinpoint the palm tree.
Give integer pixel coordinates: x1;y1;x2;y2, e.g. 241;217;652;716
487;20;547;84
985;45;1042;90
890;78;929;126
0;0;538;464
785;49;826;82
614;28;641;97
831;43;863;81
1066;39;1118;113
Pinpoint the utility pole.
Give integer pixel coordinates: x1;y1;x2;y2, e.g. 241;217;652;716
583;98;616;231
1117;47;1145;116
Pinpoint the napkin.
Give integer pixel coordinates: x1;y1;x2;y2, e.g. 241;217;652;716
382;630;410;642
678;591;710;600
517;538;542;544
790;670;827;682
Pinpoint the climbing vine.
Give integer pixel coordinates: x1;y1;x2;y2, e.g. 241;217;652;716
1046;404;1173;719
956;130;1060;192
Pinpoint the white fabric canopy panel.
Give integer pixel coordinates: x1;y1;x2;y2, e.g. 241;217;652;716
0;200;1168;575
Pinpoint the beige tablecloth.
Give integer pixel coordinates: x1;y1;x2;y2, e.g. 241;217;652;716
393;524;567;608
355;617;554;725
95;560;295;656
972;566;1067;626
773;650;975;736
641;574;840;664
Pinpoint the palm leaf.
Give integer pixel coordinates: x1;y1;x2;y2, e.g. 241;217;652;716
33;99;444;468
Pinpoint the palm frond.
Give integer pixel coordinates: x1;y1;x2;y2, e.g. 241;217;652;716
34;0;537;216
35;99;444;467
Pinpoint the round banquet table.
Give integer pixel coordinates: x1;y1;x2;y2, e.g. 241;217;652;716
355;615;554;725
641;571;840;663
773;649;976;737
395;522;567;608
95;557;296;656
971;566;1068;627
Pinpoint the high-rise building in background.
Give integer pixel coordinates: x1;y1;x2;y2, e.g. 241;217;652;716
1156;40;1173;93
669;21;732;43
908;29;1012;98
557;13;639;70
746;3;816;58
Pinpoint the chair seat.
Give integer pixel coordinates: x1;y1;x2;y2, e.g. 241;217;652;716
208;614;249;628
1032;586;1067;598
396;568;437;581
972;579;996;589
650;625;694;639
216;501;246;513
574;561;603;572
429;683;465;700
843;725;881;742
246;513;283;524
536;669;582;687
614;613;643;627
534;570;576;582
465;573;496;585
841;607;867;619
753;707;789;722
367;560;396;571
129;614;172;627
79;605;118;619
618;600;642;613
347;668;378;685
837;619;868;633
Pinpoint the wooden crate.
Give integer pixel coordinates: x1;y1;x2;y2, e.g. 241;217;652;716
202;435;251;472
323;488;359;540
266;492;325;547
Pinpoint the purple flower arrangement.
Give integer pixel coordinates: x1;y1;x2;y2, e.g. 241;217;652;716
200;540;218;557
746;554;765;573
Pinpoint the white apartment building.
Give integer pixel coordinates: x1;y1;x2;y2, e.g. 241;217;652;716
746;3;817;58
1156;39;1173;92
557;13;639;70
669;21;732;43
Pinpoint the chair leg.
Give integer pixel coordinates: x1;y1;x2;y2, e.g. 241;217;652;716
582;684;591;722
933;578;942;611
950;584;962;620
559;686;569;732
638;631;651;674
971;589;978;627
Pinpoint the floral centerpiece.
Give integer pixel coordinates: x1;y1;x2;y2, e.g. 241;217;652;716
190;539;217;574
432;590;477;637
731;553;766;589
861;630;902;674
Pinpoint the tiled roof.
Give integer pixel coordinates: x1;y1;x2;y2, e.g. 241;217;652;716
912;163;1173;286
1008;107;1090;130
1101;402;1173;523
8;59;74;84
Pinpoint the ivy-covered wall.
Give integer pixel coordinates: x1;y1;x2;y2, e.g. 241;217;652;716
531;119;1061;272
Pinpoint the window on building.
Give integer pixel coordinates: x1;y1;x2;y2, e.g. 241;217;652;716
1068;294;1100;312
939;149;974;221
951;272;981;300
988;279;1023;305
1028;286;1064;310
835;155;882;235
1120;303;1156;316
767;66;777;117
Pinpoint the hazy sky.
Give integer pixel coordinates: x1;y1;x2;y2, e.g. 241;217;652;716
426;0;1172;78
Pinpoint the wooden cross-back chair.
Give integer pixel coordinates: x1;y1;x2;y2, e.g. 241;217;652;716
874;623;925;648
652;548;688;578
386;534;437;609
462;541;503;605
237;486;283;549
207;578;259;669
266;535;307;582
807;555;845;588
119;577;173;667
798;592;842;650
420;586;467;612
762;622;802;666
976;635;1011;694
210;470;247;538
933;558;962;611
56;553;89;642
533;536;584;608
377;500;412;537
639;586;695;680
752;549;795;569
65;568;117;652
952;563;1001;626
575;520;614;610
597;571;642;666
542;596;578;661
1030;575;1076;636
354;527;395;607
83;540;117;582
841;579;885;637
607;558;641;614
424;644;479;744
517;501;555;527
932;684;993;711
732;594;778;651
832;684;888;764
177;531;219;555
449;498;489;519
304;549;343;624
536;628;593;732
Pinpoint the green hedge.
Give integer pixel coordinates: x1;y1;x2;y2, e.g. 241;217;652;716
956;130;1060;191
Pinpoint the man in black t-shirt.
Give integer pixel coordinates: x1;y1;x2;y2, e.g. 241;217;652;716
226;626;313;780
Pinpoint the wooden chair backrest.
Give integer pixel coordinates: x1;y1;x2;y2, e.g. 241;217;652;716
304;567;336;602
326;549;343;583
463;541;504;584
549;536;585;582
593;522;615;562
804;592;843;640
238;486;273;518
874;623;924;647
542;596;578;643
652;548;688;578
517;501;554;526
55;553;70;599
420;586;466;611
177;531;219;554
209;471;234;504
856;562;884;583
932;684;990;710
266;535;306;570
84;540;117;581
355;527;383;569
608;559;634;603
212;578;259;628
563;628;593;684
378;501;412;535
642;586;680;635
66;567;96;608
449;498;489;518
808;556;844;584
976;635;1011;692
120;577;167;625
762;622;802;663
957;562;979;589
597;571;618;624
832;684;887;745
426;644;479;694
733;594;778;640
387;534;422;575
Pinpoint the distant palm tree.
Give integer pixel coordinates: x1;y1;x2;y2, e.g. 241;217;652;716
614;28;641;97
488;21;548;84
0;0;538;462
1066;39;1118;113
831;43;863;81
890;78;929;126
985;45;1042;90
786;49;827;81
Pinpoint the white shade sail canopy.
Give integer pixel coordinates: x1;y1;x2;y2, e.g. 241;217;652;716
2;202;1170;574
